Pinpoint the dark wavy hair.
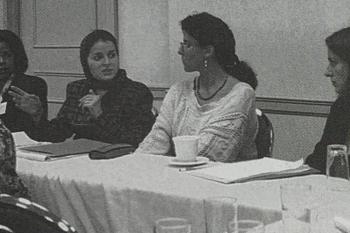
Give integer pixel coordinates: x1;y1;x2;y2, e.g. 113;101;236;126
80;29;118;80
180;12;257;89
326;27;350;97
0;30;28;74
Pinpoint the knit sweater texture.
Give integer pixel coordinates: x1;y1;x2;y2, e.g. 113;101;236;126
137;79;258;162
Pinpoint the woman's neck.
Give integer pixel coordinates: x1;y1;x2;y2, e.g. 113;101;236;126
198;66;228;91
195;64;240;104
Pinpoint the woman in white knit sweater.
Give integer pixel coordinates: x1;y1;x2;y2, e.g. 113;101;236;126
136;12;258;162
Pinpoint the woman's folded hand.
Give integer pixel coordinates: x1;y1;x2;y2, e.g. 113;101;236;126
79;89;103;119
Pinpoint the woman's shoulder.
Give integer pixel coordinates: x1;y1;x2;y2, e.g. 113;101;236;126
10;74;47;98
118;78;153;100
66;79;89;89
329;96;350;120
167;79;194;96
14;74;47;88
216;82;255;113
229;82;255;100
20;74;45;82
116;70;149;92
125;78;151;93
64;79;90;96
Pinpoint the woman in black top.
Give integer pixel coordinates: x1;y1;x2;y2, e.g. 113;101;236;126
306;27;350;173
16;30;155;146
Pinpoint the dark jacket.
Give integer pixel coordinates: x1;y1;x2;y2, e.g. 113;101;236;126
28;69;155;146
306;96;350;173
0;74;48;132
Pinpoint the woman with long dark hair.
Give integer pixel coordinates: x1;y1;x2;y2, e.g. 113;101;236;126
137;12;258;162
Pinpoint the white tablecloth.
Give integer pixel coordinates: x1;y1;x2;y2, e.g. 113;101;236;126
17;153;350;233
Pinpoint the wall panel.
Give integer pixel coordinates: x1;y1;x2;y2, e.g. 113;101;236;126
167;0;350;101
33;0;97;48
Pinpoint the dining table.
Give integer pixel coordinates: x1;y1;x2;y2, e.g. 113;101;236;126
16;153;350;233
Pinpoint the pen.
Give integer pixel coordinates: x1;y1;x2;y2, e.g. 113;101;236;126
178;165;211;172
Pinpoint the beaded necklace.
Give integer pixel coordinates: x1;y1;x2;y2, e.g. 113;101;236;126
195;76;228;101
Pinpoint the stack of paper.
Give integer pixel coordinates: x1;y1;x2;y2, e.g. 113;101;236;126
17;138;110;161
186;157;318;183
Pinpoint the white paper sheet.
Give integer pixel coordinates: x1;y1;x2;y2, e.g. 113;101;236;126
12;131;49;148
186;157;305;183
13;131;51;161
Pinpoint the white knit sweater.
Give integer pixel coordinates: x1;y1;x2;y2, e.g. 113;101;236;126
136;79;258;162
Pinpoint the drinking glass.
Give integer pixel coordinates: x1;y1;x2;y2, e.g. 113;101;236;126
228;220;264;233
326;144;350;191
203;196;238;233
280;184;312;233
155;217;191;233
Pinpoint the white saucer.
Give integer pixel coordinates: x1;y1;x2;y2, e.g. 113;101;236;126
169;156;209;166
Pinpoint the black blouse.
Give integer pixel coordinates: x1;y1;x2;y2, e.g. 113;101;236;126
306;96;350;173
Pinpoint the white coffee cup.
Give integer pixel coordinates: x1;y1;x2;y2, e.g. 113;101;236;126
173;135;199;162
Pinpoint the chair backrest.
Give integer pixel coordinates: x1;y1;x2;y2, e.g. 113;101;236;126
0;194;77;233
255;109;274;158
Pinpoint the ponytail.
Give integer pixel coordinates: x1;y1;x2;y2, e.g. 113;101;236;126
223;56;258;90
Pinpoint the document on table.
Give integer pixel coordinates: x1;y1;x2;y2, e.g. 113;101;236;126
12;131;50;148
186;157;319;184
17;138;110;161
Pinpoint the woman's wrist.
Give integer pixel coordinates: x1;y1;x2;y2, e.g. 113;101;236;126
31;107;44;124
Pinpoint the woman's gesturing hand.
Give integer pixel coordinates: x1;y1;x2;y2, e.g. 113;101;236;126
79;89;103;119
8;86;43;122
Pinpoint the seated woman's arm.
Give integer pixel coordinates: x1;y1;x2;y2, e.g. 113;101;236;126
136;85;177;154
25;82;78;142
5;76;48;133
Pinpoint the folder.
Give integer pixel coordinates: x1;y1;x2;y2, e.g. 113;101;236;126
19;138;110;161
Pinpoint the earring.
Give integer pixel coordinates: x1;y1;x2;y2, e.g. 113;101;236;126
204;59;208;68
